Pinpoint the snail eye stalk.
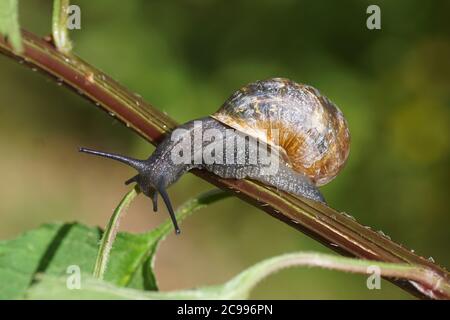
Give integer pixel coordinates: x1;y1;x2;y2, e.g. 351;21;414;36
79;147;146;170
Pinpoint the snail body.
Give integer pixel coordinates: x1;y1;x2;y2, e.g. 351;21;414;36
80;78;350;234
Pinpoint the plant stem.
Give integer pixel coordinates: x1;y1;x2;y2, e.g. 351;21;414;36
0;30;448;299
0;0;23;53
222;252;450;299
93;186;140;280
52;0;72;54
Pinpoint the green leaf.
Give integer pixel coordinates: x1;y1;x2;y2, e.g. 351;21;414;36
0;189;230;298
0;0;23;53
0;224;61;299
26;252;444;300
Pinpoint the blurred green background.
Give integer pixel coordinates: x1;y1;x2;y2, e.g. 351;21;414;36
0;0;449;299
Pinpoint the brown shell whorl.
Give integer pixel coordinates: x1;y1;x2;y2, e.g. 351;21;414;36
211;78;350;186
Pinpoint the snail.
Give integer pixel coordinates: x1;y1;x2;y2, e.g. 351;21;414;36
80;78;350;234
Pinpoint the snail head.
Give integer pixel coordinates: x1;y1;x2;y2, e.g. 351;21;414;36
79;147;180;234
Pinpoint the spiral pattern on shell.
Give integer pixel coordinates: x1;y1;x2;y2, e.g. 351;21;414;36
211;78;350;186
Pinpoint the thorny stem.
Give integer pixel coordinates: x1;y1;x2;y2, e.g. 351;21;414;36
0;30;448;299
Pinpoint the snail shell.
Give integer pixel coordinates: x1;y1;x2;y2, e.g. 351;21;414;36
211;78;350;186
